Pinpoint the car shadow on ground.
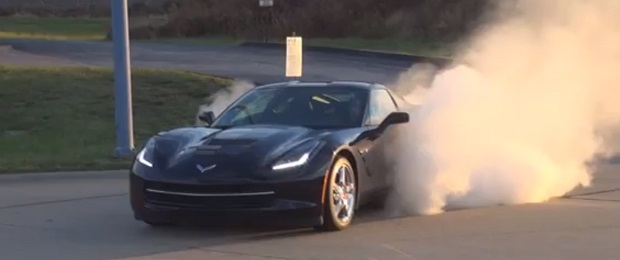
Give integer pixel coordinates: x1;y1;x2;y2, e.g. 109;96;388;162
135;205;415;240
116;206;415;259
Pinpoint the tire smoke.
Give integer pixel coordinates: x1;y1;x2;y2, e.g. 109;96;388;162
387;0;620;215
195;80;255;125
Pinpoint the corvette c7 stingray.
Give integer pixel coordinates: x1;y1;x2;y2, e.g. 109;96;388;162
130;81;414;231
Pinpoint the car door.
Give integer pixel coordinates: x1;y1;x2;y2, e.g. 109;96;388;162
356;88;401;195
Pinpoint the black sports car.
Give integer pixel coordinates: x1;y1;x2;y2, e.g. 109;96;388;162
130;81;414;231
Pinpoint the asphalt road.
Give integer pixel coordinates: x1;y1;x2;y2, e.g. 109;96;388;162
0;39;416;84
1;39;619;259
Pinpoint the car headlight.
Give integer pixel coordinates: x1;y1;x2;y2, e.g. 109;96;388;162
272;140;322;171
136;139;155;168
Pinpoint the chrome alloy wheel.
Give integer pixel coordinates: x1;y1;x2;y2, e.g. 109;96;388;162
330;160;356;225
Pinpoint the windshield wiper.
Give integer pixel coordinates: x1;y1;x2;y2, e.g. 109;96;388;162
210;125;236;130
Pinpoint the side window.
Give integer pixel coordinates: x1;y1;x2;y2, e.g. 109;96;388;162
367;89;398;125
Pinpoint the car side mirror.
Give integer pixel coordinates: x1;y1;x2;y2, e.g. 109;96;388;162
349;111;410;145
198;111;215;125
378;111;409;130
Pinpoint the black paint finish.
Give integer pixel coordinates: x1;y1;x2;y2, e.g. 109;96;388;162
129;81;414;227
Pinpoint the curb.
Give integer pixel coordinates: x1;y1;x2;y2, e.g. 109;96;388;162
239;41;452;67
0;44;13;51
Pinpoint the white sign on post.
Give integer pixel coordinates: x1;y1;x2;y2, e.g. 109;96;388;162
286;36;303;78
259;0;273;7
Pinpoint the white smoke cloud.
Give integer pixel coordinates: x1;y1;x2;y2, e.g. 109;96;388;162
388;0;620;215
195;79;255;125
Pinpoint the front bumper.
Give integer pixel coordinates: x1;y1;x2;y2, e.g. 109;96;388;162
129;173;326;227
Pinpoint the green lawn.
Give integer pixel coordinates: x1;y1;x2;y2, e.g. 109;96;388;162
0;66;232;173
0;16;109;40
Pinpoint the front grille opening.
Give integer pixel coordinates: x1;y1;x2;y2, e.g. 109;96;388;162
145;191;275;209
145;181;271;193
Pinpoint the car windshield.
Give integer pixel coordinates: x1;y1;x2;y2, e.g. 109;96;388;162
211;86;368;129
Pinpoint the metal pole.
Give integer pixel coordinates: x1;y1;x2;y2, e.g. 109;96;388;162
265;8;271;43
111;0;134;157
264;11;268;43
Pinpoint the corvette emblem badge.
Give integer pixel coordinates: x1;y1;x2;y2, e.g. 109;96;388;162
196;164;216;173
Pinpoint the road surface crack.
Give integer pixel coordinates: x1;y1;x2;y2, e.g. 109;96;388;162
562;188;620;198
562;197;620;203
197;247;294;259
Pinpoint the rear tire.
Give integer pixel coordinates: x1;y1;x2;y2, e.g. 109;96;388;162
316;156;357;231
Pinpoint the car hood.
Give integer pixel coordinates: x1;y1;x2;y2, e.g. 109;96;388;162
147;124;331;180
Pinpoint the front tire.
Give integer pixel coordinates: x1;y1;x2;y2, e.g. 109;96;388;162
317;156;357;231
143;219;173;227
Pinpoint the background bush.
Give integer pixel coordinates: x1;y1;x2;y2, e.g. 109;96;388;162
1;0;491;42
156;0;490;41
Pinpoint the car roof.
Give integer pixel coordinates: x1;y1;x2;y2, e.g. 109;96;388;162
254;80;388;90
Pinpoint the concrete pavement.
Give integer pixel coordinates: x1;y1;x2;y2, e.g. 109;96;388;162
0;165;618;260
